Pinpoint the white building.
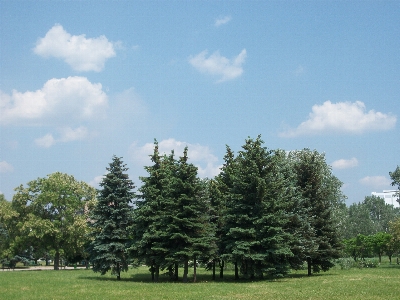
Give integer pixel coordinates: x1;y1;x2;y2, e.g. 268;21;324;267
371;190;399;208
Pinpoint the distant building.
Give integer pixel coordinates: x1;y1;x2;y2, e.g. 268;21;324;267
371;190;399;208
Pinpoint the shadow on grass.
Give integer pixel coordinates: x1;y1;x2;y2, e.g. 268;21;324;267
77;269;333;284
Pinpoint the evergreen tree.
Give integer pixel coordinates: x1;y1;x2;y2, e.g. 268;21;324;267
389;166;400;203
165;147;217;282
206;178;226;279
221;136;293;279
89;156;135;280
289;149;343;273
132;141;175;282
214;145;236;279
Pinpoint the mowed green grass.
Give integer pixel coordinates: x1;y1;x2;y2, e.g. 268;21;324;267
1;263;399;300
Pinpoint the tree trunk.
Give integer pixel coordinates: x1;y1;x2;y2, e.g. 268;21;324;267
54;251;60;270
234;261;239;280
151;260;155;282
212;259;216;280
307;256;312;276
174;263;179;281
219;260;224;278
183;258;189;283
193;256;197;283
155;265;159;283
378;253;382;263
116;263;121;280
389;255;392;264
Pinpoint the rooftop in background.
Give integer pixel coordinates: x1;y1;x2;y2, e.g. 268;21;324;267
371;190;399;208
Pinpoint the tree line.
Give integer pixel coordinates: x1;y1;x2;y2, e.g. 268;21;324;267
1;136;399;281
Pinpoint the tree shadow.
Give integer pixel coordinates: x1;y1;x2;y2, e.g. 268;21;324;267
78;270;336;284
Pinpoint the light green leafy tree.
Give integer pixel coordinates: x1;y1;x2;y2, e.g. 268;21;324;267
0;194;19;260
11;172;96;269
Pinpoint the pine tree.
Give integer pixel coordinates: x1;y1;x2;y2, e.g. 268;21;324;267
289;149;343;273
89;156;135;280
164;147;217;282
221;136;293;279
132;140;174;282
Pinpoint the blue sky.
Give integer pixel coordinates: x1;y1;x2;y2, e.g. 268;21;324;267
1;0;399;205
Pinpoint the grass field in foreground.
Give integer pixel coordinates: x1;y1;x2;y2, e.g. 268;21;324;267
1;263;399;300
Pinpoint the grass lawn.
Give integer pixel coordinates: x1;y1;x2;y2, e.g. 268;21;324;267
1;261;399;299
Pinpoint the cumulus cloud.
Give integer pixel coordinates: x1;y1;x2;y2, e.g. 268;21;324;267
0;76;108;126
34;134;56;148
34;24;116;72
331;157;358;170
130;138;221;178
0;161;14;173
359;176;392;189
89;175;104;188
280;101;396;137
35;126;89;148
189;49;247;82
215;15;232;27
59;126;89;142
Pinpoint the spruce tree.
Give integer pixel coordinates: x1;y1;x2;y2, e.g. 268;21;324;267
289;149;343;273
165;147;217;282
132;141;174;281
221;136;293;279
89;156;135;280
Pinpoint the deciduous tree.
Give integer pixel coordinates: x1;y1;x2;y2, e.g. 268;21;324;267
10;173;96;270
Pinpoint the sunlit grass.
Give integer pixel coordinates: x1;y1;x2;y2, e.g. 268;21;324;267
1;260;400;299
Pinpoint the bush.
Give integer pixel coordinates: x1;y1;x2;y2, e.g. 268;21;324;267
335;258;379;269
335;258;354;270
357;259;379;268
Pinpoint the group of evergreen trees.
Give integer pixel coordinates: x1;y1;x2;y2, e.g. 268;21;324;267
89;136;345;281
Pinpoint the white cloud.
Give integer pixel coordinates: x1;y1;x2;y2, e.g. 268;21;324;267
280;101;396;137
359;176;392;189
34;134;56;148
34;24;116;72
0;76;108;126
59;126;89;142
130;138;221;178
331;157;358;170
35;126;89;148
215;16;232;27
89;175;104;188
189;49;247;82
0;161;14;173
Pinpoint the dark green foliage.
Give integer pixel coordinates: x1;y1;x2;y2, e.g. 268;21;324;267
132;142;217;282
389;166;400;204
288;149;344;273
221;136;294;278
131;141;175;281
164;147;217;282
89;156;135;280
